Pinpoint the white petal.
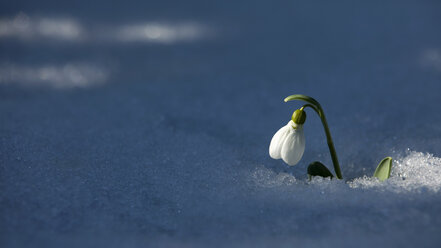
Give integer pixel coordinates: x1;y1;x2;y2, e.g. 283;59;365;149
281;124;305;166
269;121;291;159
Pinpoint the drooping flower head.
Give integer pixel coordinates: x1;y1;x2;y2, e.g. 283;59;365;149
269;109;306;166
270;94;344;179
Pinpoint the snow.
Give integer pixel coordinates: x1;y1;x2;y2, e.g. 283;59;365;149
1;1;441;247
350;151;441;193
0;13;212;44
0;63;109;88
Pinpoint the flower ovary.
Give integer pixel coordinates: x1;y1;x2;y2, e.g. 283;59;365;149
292;109;306;125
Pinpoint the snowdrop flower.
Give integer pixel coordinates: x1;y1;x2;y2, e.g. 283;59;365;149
270;94;344;179
269;109;306;166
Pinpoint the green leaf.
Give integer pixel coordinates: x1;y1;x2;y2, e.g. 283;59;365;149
307;161;334;179
373;157;393;182
284;94;321;109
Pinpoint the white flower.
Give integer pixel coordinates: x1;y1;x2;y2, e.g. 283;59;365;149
269;120;305;166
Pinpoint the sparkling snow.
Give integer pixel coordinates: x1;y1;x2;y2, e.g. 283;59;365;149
1;1;441;247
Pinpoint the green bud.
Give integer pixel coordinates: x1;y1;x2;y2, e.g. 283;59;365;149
291;109;306;125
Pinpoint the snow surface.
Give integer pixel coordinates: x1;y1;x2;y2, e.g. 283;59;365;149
1;1;441;247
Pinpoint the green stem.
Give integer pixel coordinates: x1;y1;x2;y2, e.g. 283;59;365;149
284;94;343;179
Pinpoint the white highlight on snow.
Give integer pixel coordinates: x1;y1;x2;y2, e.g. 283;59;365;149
0;63;109;88
0;12;83;41
0;13;212;44
420;49;441;72
251;165;298;188
116;22;209;43
252;151;441;193
350;151;441;193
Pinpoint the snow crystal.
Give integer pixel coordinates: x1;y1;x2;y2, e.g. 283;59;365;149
251;151;441;194
2;1;441;248
350;151;441;193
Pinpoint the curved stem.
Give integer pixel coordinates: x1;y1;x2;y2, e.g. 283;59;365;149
285;95;343;179
300;104;319;113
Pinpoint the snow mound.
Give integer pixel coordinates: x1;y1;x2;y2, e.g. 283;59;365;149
251;151;441;194
350;151;441;193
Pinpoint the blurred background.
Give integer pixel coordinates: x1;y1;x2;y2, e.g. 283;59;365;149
1;1;441;247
